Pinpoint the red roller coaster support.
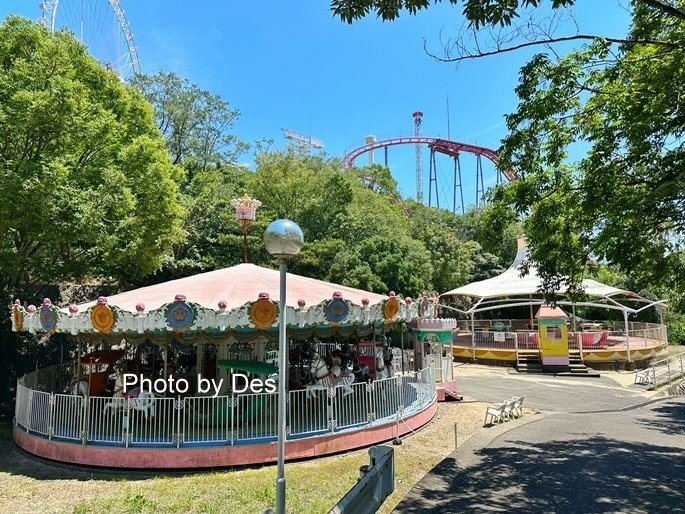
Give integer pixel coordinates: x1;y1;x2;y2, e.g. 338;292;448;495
341;137;515;182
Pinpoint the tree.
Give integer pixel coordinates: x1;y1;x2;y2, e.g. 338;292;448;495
405;202;479;290
0;16;184;291
352;164;402;199
332;0;573;26
249;149;354;242
130;71;248;181
0;16;184;413
328;235;434;296
332;0;685;308
493;3;685;298
333;1;685;73
135;163;255;285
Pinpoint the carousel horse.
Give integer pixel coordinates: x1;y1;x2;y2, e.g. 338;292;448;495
375;347;391;380
69;378;89;398
102;369;156;420
306;353;355;399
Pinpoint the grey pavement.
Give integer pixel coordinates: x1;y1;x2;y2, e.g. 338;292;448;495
455;370;649;413
394;369;685;513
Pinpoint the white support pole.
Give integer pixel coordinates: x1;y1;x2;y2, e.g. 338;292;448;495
76;339;82;385
470;313;476;362
529;295;534;329
623;309;631;363
163;345;168;385
400;325;405;374
449;333;454;380
572;303;577;332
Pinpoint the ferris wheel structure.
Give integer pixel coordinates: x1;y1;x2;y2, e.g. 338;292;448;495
39;0;141;79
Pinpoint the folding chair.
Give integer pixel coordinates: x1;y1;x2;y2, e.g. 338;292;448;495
484;403;505;425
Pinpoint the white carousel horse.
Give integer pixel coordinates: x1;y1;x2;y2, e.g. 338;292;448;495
69;379;89;397
375;347;391;380
102;370;156;420
306;353;355;399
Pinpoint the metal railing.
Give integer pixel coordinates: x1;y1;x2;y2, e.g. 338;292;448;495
452;323;669;354
19;363;71;392
331;446;395;514
635;353;685;389
14;366;436;449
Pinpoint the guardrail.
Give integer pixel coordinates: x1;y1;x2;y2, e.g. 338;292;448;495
635;353;685;389
15;366;436;448
330;446;394;514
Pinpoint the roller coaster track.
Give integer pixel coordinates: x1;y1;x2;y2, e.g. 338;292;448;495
341;136;516;182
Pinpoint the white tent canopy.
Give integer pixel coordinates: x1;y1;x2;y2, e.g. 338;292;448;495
441;238;665;315
442;240;632;300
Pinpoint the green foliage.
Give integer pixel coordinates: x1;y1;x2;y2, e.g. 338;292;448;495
493;4;685;307
353;164;401;199
331;0;575;27
405;202;474;291
329;235;433;295
665;311;685;345
0;16;184;289
249;149;353;241
130;71;248;180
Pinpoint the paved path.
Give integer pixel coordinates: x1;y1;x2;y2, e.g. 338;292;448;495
394;366;685;513
454;364;650;413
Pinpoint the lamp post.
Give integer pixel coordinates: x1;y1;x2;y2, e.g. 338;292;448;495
264;219;304;514
231;194;262;263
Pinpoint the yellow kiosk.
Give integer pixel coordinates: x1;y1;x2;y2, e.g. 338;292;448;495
536;305;569;368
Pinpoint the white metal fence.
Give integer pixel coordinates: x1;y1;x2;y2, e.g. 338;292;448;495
635;353;685;389
454;323;669;353
14;366;436;449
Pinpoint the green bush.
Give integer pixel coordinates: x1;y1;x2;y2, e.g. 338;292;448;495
666;311;685;345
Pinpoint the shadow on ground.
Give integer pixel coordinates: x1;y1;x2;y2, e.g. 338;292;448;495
396;401;685;513
636;402;685;436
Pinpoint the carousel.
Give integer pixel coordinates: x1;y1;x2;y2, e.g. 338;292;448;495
10;264;437;468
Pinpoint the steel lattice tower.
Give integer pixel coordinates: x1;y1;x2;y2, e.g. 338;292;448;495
413;111;424;203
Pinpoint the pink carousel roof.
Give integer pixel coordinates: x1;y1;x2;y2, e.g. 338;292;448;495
76;263;386;312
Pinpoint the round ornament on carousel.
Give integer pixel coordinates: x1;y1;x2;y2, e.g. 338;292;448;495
40;298;57;332
166;295;195;332
383;292;400;322
91;296;115;334
250;293;277;330
326;293;349;323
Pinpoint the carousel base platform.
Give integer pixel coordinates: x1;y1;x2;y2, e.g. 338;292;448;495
437;380;462;402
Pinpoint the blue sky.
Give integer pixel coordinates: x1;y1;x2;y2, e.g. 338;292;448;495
1;0;631;208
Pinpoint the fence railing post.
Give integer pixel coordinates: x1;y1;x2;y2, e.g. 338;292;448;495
48;392;55;440
175;395;184;449
26;389;34;433
123;399;131;448
667;359;672;380
81;395;89;445
328;387;337;433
